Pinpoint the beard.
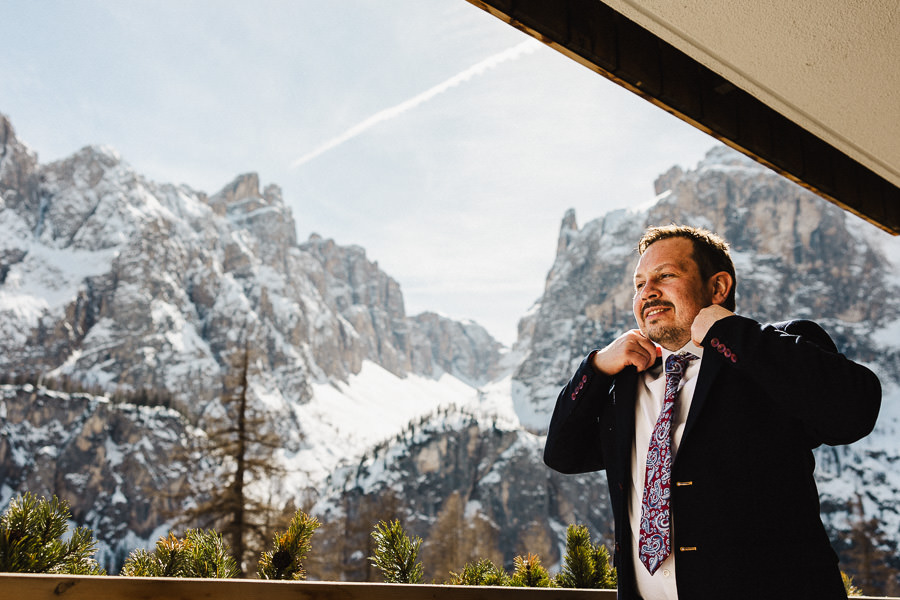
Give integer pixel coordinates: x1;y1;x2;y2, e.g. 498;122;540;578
637;300;691;350
644;322;691;350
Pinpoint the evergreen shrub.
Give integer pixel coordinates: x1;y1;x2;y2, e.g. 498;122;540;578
0;493;105;575
257;508;320;580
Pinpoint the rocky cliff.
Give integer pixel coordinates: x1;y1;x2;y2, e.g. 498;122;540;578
0;111;507;568
310;406;612;580
0;112;503;417
0;384;193;571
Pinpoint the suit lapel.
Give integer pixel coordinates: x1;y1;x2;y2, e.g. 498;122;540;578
681;352;722;445
614;354;716;470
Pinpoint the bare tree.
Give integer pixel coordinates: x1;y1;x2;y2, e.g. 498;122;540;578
175;337;287;575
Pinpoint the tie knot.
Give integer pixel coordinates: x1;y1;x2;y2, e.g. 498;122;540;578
665;351;698;377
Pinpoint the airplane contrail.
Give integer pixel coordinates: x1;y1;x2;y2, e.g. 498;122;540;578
290;38;542;169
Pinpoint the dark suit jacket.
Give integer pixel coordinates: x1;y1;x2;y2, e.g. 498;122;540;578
544;315;881;600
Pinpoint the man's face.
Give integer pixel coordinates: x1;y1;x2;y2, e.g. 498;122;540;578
632;237;713;351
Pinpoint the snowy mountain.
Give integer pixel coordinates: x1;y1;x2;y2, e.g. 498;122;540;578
1;112;898;592
0;111;513;566
0;111;503;471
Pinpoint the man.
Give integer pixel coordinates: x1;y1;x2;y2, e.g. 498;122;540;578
543;225;881;599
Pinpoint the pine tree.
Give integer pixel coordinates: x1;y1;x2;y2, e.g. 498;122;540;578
257;508;320;580
555;524;617;589
369;519;423;584
174;337;285;575
509;552;554;587
448;559;509;586
120;529;239;578
592;541;617;589
556;524;594;588
0;493;105;575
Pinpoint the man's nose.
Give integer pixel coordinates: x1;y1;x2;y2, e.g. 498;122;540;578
640;281;660;300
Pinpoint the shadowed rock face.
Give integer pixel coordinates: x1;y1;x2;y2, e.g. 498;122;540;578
0;385;193;571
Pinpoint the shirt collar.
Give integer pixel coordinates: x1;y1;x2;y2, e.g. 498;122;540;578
660;340;704;363
647;341;704;381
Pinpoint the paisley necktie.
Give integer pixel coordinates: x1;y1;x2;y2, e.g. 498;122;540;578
639;351;698;574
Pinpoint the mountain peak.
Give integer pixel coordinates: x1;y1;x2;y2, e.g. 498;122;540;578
208;172;261;215
0;112;39;196
556;208;579;256
697;144;759;170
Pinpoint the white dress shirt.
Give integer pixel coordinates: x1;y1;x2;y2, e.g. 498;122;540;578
629;342;704;600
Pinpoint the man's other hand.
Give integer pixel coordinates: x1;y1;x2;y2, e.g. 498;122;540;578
691;305;734;347
591;329;660;375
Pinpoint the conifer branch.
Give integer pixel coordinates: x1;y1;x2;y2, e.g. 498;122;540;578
257;508;320;580
0;493;104;575
369;519;423;584
120;529;239;578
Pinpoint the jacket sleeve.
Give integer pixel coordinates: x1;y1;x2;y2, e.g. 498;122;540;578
702;315;881;446
543;351;614;474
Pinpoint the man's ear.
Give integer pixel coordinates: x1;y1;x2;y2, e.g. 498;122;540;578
708;271;733;305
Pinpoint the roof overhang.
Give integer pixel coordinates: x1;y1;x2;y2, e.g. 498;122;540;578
466;0;900;234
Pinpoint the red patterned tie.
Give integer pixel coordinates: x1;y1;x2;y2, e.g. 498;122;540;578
639;351;698;574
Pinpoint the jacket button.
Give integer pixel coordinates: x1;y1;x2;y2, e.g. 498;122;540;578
710;338;719;346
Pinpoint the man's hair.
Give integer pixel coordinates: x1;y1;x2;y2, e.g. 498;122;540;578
638;224;737;311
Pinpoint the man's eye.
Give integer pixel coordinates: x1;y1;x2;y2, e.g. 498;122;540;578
634;283;644;291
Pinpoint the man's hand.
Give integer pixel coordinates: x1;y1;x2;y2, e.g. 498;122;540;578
591;329;661;375
691;305;734;347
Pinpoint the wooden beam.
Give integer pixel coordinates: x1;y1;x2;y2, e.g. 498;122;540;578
465;0;900;235
3;573;898;600
0;574;615;600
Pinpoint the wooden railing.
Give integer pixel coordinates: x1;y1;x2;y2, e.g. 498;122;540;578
1;574;614;599
2;574;897;600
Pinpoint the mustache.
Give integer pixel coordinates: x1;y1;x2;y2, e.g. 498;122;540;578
640;300;674;317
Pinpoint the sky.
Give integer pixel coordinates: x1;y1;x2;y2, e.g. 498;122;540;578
0;0;720;345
